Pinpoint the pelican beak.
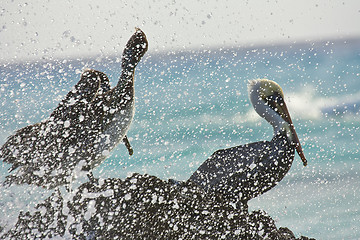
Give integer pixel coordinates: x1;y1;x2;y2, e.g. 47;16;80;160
277;99;308;166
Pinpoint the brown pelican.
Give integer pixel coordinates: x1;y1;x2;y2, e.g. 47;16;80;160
189;79;307;203
0;28;148;189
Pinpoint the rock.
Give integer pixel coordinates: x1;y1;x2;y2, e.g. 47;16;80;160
1;174;315;239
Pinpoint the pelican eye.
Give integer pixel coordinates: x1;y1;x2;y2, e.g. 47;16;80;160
264;92;283;105
264;92;284;115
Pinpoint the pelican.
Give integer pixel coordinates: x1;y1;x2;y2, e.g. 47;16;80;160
189;79;307;203
0;28;148;189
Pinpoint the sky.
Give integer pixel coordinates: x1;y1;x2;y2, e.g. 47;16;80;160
0;0;359;62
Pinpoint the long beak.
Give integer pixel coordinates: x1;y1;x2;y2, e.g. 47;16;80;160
278;100;308;166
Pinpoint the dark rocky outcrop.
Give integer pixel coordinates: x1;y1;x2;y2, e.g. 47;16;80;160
1;174;315;239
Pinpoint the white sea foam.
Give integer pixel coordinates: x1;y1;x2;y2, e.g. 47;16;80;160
285;86;360;120
0;184;52;234
286;86;324;120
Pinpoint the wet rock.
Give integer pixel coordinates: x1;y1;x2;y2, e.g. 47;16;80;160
1;174;315;239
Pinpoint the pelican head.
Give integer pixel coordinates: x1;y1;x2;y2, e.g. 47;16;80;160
248;79;307;166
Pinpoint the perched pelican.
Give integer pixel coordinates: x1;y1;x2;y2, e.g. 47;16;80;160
0;28;148;189
189;79;307;202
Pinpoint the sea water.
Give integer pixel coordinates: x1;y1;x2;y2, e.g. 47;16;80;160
1;39;359;239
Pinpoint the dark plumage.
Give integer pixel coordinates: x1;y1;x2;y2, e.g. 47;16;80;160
189;132;295;202
0;28;148;189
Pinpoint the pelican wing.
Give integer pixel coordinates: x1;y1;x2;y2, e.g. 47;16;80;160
50;70;109;122
46;70;111;161
0;70;112;188
189;134;295;201
0;122;44;167
189;141;268;192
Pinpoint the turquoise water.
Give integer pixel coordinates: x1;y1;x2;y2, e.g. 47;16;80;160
1;39;360;239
